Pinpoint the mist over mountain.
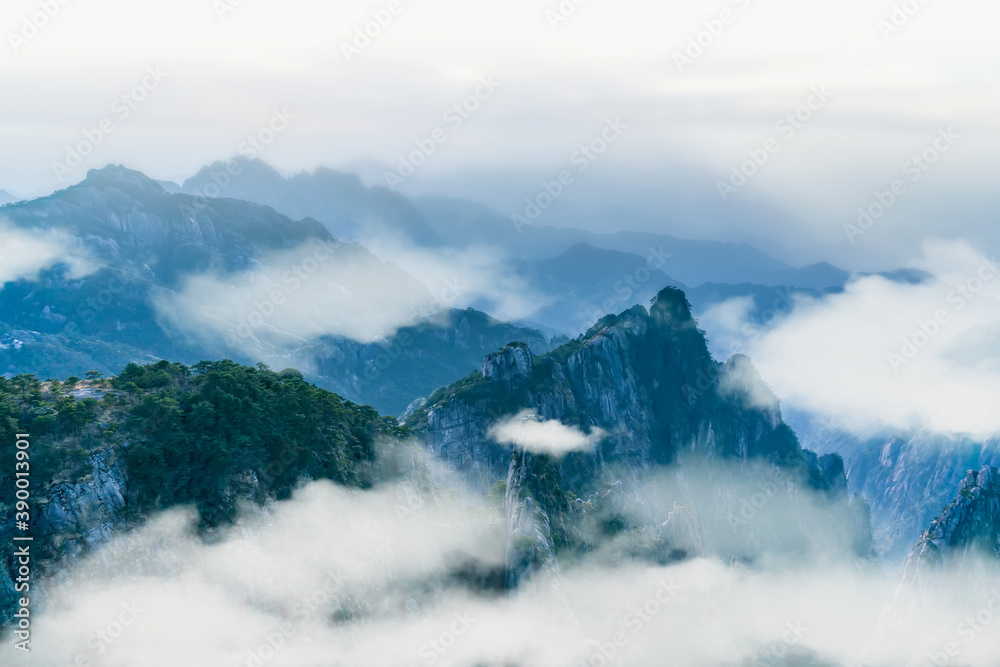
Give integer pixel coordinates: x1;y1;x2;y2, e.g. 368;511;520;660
165;157;867;340
3;0;999;660
0;165;552;415
4;290;999;665
2;163;993;558
806;429;1000;561
407;288;877;572
177;158;445;247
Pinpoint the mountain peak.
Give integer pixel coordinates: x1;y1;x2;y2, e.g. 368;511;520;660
79;164;168;199
650;285;695;322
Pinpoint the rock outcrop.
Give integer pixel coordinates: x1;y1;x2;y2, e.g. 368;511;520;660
902;465;1000;582
875;466;1000;644
1;449;129;622
811;428;1000;560
408;287;875;586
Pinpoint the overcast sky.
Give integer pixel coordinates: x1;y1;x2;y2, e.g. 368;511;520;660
2;0;997;267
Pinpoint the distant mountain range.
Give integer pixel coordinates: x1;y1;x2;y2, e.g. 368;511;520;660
172;158;445;246
0;165;550;415
0;160;864;412
170;157;852;288
2;160;995;571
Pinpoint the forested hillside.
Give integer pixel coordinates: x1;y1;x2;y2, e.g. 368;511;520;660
0;360;406;620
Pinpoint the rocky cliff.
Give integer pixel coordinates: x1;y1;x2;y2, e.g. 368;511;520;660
875;465;1000;642
407;287;875;584
902;465;1000;582
811;428;1000;560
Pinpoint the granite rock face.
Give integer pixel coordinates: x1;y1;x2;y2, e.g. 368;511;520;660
903;465;1000;581
813;429;1000;560
482;342;534;384
504;450;561;590
877;466;1000;637
409;287;875;586
34;451;128;554
1;449;129;621
411;289;850;490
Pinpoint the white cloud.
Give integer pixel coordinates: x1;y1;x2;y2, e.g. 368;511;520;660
152;238;439;352
0;220;70;286
698;295;757;353
5;467;1000;667
704;239;1000;437
488;409;605;456
356;237;553;323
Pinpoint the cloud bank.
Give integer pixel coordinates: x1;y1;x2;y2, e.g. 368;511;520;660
153;239;439;354
702;239;1000;437
4;467;1000;667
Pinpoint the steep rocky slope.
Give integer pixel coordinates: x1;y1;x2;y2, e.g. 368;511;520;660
902;465;1000;582
812;429;1000;560
407;287;876;583
876;465;1000;641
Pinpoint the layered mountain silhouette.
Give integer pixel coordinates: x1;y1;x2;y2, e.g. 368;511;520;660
0;165;550;414
2;160;995;588
174;158;444;246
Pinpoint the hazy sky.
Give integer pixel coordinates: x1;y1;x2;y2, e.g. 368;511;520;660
2;0;998;266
